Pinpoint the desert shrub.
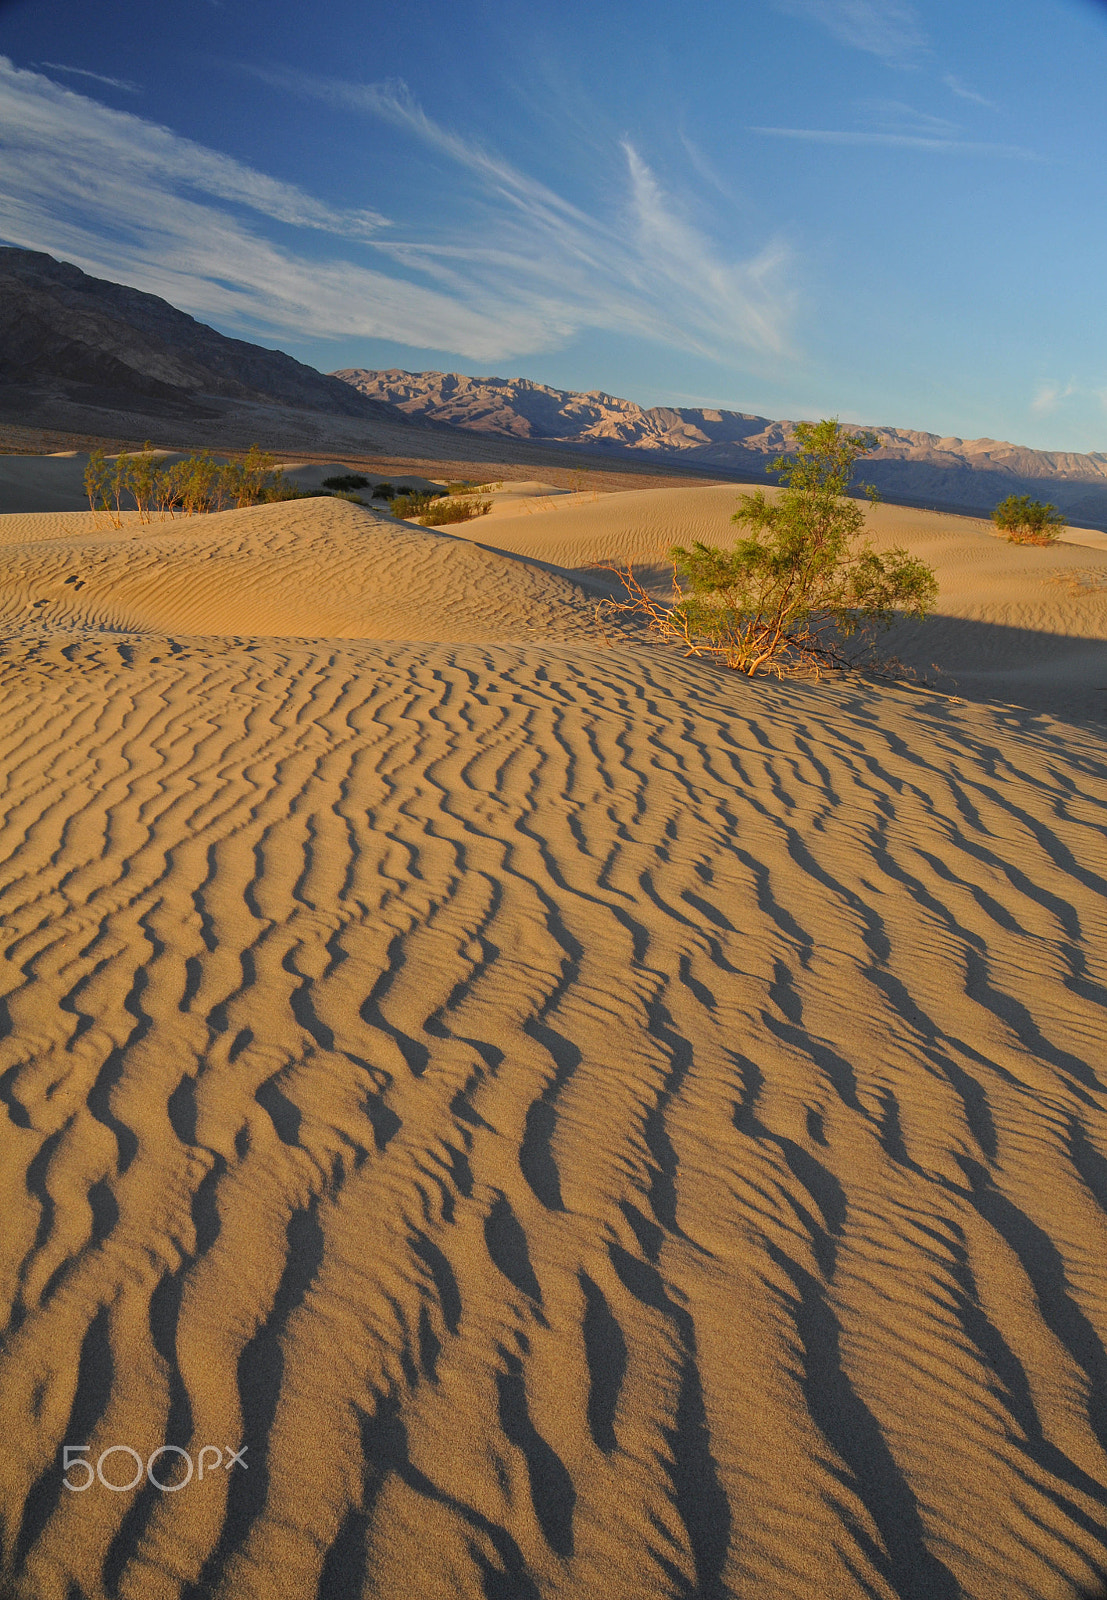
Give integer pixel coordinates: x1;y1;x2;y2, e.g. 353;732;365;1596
258;478;304;502
126;443;159;523
419;496;492;526
83;445;293;522
83;447;110;519
176;452;221;515
390;492;431;519
390;489;447;519
220;444;278;509
371;482;395;499
600;417;938;677
328;489;365;503
991;494;1065;545
322;473;370;491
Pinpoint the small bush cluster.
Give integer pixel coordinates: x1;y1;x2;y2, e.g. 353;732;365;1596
386;486;493;526
418;495;493;526
321;473;370;492
82;452;498;531
84;444;296;526
991;494;1065;545
389;490;446;519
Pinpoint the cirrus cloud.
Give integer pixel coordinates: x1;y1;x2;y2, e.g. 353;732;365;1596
0;56;796;369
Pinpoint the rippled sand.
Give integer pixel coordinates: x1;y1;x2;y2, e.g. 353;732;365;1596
0;498;1105;1600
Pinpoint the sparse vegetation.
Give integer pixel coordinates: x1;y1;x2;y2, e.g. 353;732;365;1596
385;486;493;526
992;494;1065;545
418;495;493;526
84;445;295;526
600;418;938;677
322;473;370;492
389;489;446;520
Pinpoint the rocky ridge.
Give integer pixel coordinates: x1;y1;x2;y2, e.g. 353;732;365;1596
335;368;1107;527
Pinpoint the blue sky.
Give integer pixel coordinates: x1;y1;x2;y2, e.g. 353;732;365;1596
0;0;1105;450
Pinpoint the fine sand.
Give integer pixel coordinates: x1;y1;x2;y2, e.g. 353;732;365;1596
0;494;1106;1600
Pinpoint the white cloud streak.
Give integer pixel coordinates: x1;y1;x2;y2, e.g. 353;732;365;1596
942;74;997;110
0;60;386;241
0;56;795;367
769;0;926;62
41;62;142;94
750;125;1040;158
1031;381;1086;416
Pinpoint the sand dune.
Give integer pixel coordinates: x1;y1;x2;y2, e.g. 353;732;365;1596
0;499;601;644
0;495;1106;1600
453;484;1107;722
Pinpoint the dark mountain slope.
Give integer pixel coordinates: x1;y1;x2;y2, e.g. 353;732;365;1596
0;247;398;423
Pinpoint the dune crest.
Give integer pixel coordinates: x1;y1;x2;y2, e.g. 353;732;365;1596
0;498;602;644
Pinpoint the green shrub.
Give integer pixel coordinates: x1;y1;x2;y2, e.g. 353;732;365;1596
322;473;370;491
390;489;447;519
259;479;305;502
601;417;938;677
991;494;1065;545
371;482;395;499
83;445;293;522
83;447;110;518
419;496;493;526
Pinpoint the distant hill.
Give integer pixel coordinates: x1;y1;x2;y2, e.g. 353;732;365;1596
335;368;1107;528
0;246;402;428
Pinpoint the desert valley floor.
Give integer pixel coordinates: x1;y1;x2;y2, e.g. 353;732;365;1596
0;478;1105;1599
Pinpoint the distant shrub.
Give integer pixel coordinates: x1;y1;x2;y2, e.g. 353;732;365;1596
419;496;493;526
329;489;365;503
84;444;292;525
991;494;1065;545
371;482;395;499
259;479;305;502
390;489;447;519
322;473;369;491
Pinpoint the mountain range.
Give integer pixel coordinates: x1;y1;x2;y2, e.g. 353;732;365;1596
335;368;1107;527
2;246;1106;527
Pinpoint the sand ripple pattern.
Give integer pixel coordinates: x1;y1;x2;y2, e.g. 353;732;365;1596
0;637;1106;1600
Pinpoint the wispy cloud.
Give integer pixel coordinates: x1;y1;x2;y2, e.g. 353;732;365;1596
241;67;797;362
1032;382;1069;415
750;125;1039;158
40;62;142;94
0;56;795;367
769;0;926;63
942;73;996;110
0;60;387;241
858;99;962;137
1029;381;1107;433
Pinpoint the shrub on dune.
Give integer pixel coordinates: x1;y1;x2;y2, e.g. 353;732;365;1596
991;494;1065;545
322;473;370;492
601;417;938;678
389;489;445;520
418;495;492;526
83;444;296;523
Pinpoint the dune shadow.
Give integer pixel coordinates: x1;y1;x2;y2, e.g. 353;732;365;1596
880;613;1107;724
